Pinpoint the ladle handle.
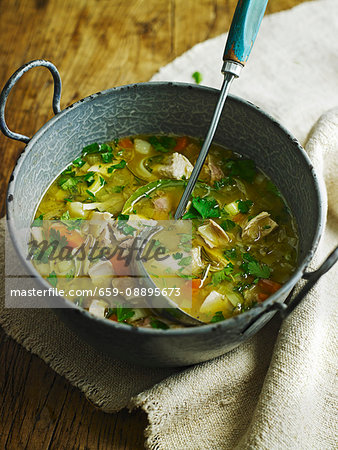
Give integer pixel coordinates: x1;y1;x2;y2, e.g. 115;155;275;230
223;0;268;66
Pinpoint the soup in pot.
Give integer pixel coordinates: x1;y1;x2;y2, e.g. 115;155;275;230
30;135;299;329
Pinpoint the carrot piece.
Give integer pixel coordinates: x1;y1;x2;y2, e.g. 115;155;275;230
118;138;134;149
49;223;84;248
191;278;202;290
174;136;188;151
179;279;201;299
258;278;282;294
110;254;131;276
258;292;269;302
108;314;118;322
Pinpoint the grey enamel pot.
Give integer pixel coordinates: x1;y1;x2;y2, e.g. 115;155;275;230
1;60;337;367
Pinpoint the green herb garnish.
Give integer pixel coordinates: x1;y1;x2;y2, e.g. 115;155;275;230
116;306;135;322
214;177;232;190
32;214;44;227
220;219;236;231
241;253;271;279
86;190;96;200
58;175;82;192
225;159;256;183
108;160;127;173
173;252;183;260
72;156;86;168
84;172;95;186
192;71;203;84
150;318;169;330
224;248;237;260
183;196;220;220
47;271;58;287
247;261;271;279
117;214;136;236
210;311;225;323
211;263;233;285
178;256;192;267
266;180;281;197
101;152;113;163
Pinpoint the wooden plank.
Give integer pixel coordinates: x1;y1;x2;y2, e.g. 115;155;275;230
0;327;147;449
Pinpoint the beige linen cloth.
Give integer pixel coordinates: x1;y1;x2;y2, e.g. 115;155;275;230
1;0;337;448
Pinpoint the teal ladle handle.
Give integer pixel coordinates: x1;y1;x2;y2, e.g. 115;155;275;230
223;0;268;65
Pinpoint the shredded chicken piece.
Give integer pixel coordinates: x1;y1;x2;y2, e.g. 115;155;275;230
89;299;108;318
191;246;205;275
153;196;171;211
241;212;278;241
158;152;193;179
198;219;230;248
207;155;224;184
89;211;113;239
88;260;114;284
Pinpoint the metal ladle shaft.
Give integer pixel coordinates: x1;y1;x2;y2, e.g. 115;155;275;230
175;0;268;220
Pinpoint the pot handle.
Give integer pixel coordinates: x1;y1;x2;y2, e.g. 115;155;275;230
241;245;338;334
0;59;62;144
279;245;338;319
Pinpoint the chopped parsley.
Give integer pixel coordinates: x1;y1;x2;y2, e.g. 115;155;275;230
82;142;100;155
101;152;113;163
148;136;176;153
150;318;169;330
84;172;95;186
210;311;225;323
211;263;234;285
47;271;58;287
173;252;183;260
32;214;44;227
60;211;83;230
225;159;256;183
247;261;271;279
117;213;129;221
116;306;135;322
214;177;232;190
60;211;71;220
117;214;136;236
220;219;236;231
86;190;96;200
241;253;271;279
108;159;127;173
49;228;68;248
266;180;281;197
72;156;86;167
224;248;237;260
178;256;192;267
192;71;203;84
237;199;253;214
65;270;74;280
58;175;82;192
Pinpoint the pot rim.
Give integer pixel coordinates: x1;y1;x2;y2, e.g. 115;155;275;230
6;81;327;335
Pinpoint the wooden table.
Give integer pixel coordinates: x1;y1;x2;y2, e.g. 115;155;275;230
0;1;307;448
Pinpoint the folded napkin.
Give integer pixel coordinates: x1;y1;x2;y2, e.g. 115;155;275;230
1;0;337;448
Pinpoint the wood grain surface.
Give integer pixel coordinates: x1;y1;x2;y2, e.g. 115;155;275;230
0;1;307;448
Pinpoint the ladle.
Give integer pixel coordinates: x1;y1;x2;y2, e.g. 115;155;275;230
175;0;268;220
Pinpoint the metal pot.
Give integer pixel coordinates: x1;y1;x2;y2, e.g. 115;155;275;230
1;60;337;367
